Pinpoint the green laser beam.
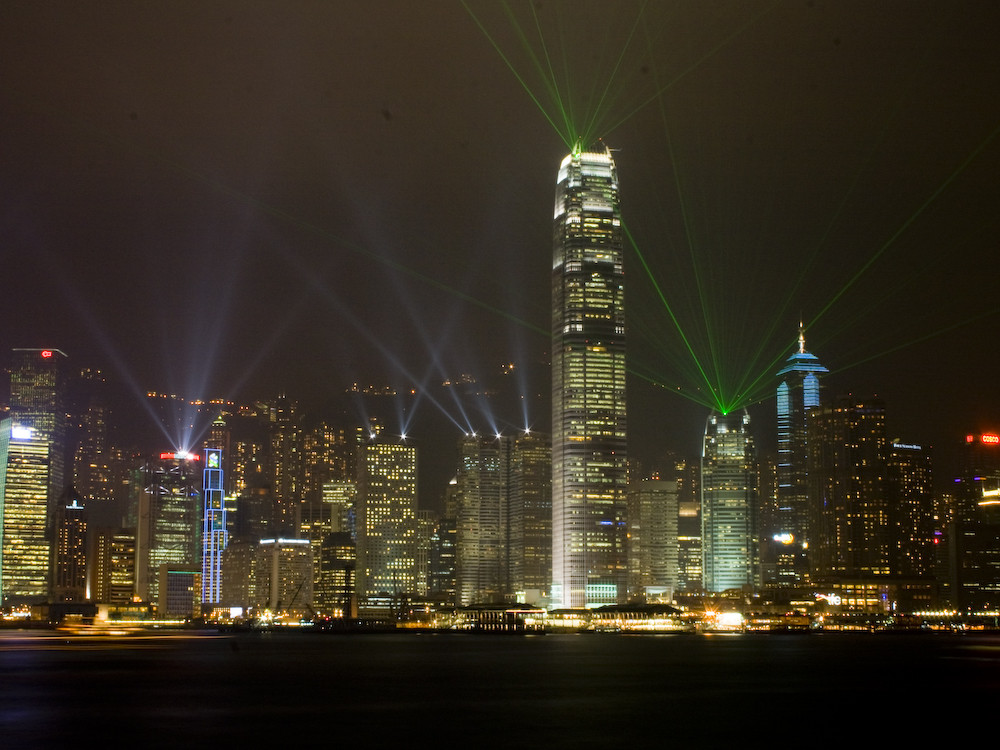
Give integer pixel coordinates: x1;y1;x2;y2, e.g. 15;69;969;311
461;0;573;148
724;57;926;406
628;362;719;410
833;307;1000;376
639;22;726;405
580;0;647;146
557;17;577;142
602;1;780;136
812;119;1000;327
501;0;572;141
528;1;574;144
623;219;722;411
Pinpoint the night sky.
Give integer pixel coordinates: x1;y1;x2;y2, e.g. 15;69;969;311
3;2;999;499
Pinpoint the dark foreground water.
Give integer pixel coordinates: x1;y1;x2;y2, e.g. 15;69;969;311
1;630;997;745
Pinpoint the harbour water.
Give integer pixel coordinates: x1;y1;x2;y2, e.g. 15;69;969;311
1;630;996;744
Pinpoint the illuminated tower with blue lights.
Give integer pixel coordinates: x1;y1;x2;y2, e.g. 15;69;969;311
551;140;627;609
201;448;227;604
775;325;828;558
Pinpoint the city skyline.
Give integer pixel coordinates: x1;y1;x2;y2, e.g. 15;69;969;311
4;8;1000;736
3;3;999;482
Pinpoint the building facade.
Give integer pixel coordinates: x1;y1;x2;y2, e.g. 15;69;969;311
355;439;417;612
455;434;510;605
701;411;759;592
88;527;136;604
52;489;87;601
945;432;1000;611
135;452;201;602
627;477;680;600
0;348;71;602
551;141;627;609
509;431;551;601
807;397;890;581
887;441;935;579
0;419;53;602
9;348;70;517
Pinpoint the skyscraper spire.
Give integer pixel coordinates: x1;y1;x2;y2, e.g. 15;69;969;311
798;319;806;354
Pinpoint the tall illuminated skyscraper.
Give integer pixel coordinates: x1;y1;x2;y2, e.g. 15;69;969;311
0;420;52;602
775;326;827;547
135;451;201;602
52;489;87;602
627;476;680;600
9;349;70;496
701;411;759;592
356;438;417;613
455;434;510;605
509;431;551;600
551;140;627;609
201;448;227;604
0;348;71;603
808;397;890;580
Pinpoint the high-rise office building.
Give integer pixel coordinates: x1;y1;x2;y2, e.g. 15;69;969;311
318;531;356;618
808;397;890;581
774;326;827;578
355;439;417;612
266;396;302;537
300;480;354;610
428;512;457;603
455;434;510;605
414;509;436;598
302;422;354;503
887;441;935;579
52;488;87;601
673;459;701;593
220;537;314;618
627;476;680;600
452;431;552;606
0;348;71;602
701;411;759;592
73;368;112;503
234;485;275;544
257;537;313;618
135;451;201;602
9;348;70;510
509;431;551;600
945;431;1000;611
0;419;52;602
88;527;136;604
551;141;627;609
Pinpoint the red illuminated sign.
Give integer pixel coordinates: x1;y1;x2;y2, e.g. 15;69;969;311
159;451;200;461
967;435;975;443
982;434;999;444
41;350;52;358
